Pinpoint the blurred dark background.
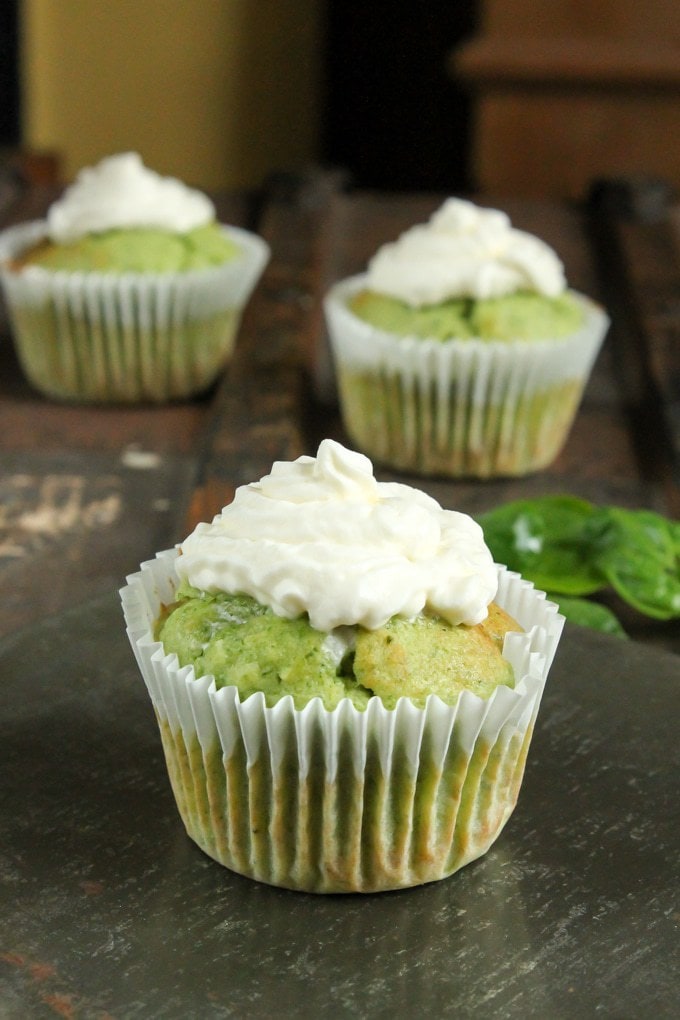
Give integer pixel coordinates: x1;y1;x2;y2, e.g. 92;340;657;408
0;0;20;148
320;2;478;192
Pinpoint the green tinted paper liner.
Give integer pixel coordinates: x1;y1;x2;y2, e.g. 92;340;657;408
324;274;609;477
0;221;269;402
121;548;564;893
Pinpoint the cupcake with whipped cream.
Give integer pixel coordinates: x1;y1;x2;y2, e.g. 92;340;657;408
0;153;269;402
324;198;609;477
121;439;564;893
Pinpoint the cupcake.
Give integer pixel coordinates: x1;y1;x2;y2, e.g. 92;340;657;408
121;439;564;893
324;198;609;477
0;153;269;402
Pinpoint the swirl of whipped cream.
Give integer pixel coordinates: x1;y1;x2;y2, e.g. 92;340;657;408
176;439;497;631
47;152;215;243
366;197;566;305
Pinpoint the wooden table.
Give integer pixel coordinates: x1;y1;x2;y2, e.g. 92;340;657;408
1;171;679;1020
0;170;678;653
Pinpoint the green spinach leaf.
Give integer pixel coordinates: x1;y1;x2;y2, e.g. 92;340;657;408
478;496;680;636
594;508;680;620
547;594;628;637
478;495;605;595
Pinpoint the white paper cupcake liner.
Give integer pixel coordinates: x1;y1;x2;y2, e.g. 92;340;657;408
120;547;564;893
0;221;269;403
324;275;609;477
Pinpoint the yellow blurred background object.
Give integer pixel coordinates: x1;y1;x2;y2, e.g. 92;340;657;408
20;0;324;189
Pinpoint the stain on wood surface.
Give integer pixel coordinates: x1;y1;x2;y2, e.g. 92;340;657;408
0;474;122;559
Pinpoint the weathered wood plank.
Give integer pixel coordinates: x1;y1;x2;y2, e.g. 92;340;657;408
184;171;348;530
587;178;680;518
0;174;677;651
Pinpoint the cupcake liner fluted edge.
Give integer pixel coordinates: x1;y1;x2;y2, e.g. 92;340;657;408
0;223;270;402
120;548;564;892
324;274;610;478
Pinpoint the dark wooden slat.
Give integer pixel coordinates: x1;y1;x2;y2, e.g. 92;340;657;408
184;170;348;530
453;36;680;92
587;178;680;517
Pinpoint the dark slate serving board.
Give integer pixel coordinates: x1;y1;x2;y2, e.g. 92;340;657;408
1;594;678;1019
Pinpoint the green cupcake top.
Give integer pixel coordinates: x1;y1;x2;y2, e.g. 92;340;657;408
16;223;240;274
349;288;584;343
156;581;518;711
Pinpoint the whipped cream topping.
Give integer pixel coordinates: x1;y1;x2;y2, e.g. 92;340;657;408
176;439;497;632
366;197;566;306
47;152;215;243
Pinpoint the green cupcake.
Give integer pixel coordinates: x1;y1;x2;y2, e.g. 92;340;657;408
0;153;269;403
325;198;609;478
122;441;565;892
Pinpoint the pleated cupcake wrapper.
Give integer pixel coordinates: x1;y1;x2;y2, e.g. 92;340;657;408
121;548;563;893
0;221;270;402
324;274;609;477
